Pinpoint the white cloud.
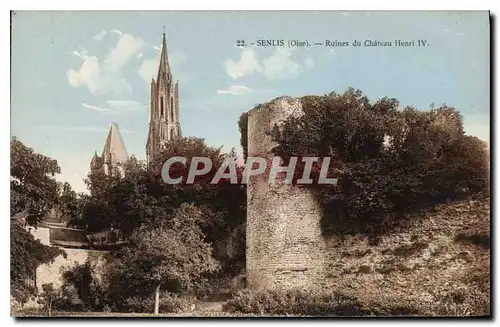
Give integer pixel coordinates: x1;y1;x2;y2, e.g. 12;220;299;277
82;100;144;114
138;51;161;82
104;33;144;72
67;55;102;94
69;31;188;95
217;85;253;95
68;32;145;96
261;47;303;80
71;49;89;60
82;103;112;112
107;100;144;112
92;29;124;42
224;47;311;80
304;57;315;70
93;30;107;41
110;29;124;36
224;48;262;79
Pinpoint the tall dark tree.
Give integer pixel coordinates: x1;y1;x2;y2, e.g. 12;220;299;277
11;137;61;225
10;137;65;303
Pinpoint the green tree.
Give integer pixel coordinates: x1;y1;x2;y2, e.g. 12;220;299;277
82;138;246;262
82;137;246;308
105;204;219;314
11;137;61;225
57;182;83;225
10;138;65;304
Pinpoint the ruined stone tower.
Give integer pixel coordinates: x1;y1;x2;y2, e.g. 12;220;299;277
90;122;129;176
146;32;181;164
246;96;327;291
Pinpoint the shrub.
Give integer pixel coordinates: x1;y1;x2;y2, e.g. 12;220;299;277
224;288;490;317
51;283;88;312
223;288;422;316
112;292;194;313
10;223;65;304
37;283;58;317
56;260;105;312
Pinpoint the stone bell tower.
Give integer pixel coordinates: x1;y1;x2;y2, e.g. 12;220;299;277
146;31;181;164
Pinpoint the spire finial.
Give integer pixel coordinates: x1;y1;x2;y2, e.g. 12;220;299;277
162;26;167;50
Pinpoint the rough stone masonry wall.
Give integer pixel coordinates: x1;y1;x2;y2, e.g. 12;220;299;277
35;248;113;293
246;96;327;291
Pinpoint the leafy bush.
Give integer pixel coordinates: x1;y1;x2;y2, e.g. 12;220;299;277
37;283;58;316
10;223;65;304
11;137;61;225
159;293;195;313
238;112;249;160
56;260;106;311
51;283;88;312
223;288;423;316
111;292;194;313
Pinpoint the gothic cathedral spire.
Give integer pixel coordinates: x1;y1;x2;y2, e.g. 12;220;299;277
157;32;171;83
146;30;181;164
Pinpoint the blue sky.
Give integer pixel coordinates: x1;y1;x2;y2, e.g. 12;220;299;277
11;11;490;193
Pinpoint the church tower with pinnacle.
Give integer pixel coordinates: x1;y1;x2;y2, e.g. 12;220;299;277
90;122;129;177
146;31;181;164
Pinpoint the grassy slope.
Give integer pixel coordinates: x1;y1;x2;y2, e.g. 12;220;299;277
324;193;490;315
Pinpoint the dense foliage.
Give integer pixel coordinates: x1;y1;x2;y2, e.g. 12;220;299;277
81;137;246;264
57;182;83;226
10;223;65;303
238;112;249;160
74;137;246;310
258;88;489;235
223;288;423;316
10;138;67;303
103;204;219;311
224;286;489;317
11;137;61;225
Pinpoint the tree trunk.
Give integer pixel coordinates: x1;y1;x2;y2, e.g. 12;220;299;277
154;284;160;315
48;298;52;317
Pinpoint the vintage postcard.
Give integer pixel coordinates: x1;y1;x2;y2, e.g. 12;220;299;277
10;11;491;318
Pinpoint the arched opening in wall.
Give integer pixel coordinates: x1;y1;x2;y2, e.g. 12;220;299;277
160;96;164;117
170;128;174;140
